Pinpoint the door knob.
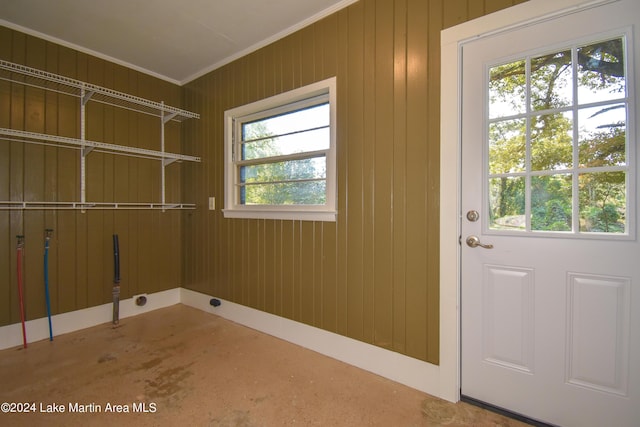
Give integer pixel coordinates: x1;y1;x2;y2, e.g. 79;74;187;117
466;235;493;249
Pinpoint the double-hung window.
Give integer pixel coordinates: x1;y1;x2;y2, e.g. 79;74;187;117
224;77;337;221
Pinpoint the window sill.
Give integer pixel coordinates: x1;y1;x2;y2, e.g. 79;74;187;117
222;209;337;222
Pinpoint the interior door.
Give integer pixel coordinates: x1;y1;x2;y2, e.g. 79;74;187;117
461;1;640;426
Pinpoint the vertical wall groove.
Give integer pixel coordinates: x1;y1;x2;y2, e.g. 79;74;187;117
183;0;528;364
1;27;186;326
0;0;526;362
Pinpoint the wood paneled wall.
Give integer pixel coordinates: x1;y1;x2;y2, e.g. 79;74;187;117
182;0;526;364
0;27;186;327
0;0;526;361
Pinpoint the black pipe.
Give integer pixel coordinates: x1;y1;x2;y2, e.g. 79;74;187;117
113;234;120;284
44;229;54;341
112;234;120;325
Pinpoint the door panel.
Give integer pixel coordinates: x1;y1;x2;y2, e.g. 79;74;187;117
461;1;640;426
566;273;630;396
482;264;535;373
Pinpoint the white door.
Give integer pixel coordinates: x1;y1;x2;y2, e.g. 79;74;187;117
461;1;640;426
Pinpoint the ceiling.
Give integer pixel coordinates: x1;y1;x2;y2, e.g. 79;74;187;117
0;0;356;85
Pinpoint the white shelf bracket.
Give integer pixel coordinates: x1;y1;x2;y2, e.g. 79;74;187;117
163;112;178;124
82;90;95;106
82;146;95;157
161;103;167;211
80;86;88;212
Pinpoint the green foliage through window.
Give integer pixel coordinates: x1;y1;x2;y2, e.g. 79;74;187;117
487;36;628;235
239;103;329;206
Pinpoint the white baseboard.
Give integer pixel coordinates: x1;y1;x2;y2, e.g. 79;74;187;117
1;287;445;400
0;288;180;350
180;288;442;398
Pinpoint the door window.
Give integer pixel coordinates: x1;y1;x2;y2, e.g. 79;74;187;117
487;36;631;237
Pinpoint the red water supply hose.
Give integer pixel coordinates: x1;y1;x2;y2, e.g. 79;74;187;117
16;235;27;349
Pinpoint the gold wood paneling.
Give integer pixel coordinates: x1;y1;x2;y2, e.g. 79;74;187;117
0;0;527;359
183;0;528;364
0;27;185;326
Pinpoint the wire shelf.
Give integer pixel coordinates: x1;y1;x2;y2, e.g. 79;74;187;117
0;128;201;162
1;60;200;211
0;60;199;122
0;201;196;210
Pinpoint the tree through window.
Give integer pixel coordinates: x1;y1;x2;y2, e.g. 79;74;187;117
487;36;630;235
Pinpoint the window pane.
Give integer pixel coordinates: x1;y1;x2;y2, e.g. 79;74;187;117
489;119;526;173
241;156;326;185
531;50;573;111
242;127;329;160
243;103;329;140
489;60;526;119
243;181;327;205
577;38;625;104
489;176;525;230
531;112;573;171
532;174;572;231
484;36;630;238
579;172;626;233
578;104;626;167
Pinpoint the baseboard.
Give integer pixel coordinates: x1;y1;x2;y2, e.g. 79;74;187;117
0;288;180;350
1;287;443;400
180;288;442;398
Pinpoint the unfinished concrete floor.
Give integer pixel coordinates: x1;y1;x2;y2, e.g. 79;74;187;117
0;304;529;426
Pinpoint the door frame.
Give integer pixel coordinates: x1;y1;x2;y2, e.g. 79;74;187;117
438;0;620;403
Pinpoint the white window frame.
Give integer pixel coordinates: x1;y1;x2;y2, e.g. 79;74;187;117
223;77;337;221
